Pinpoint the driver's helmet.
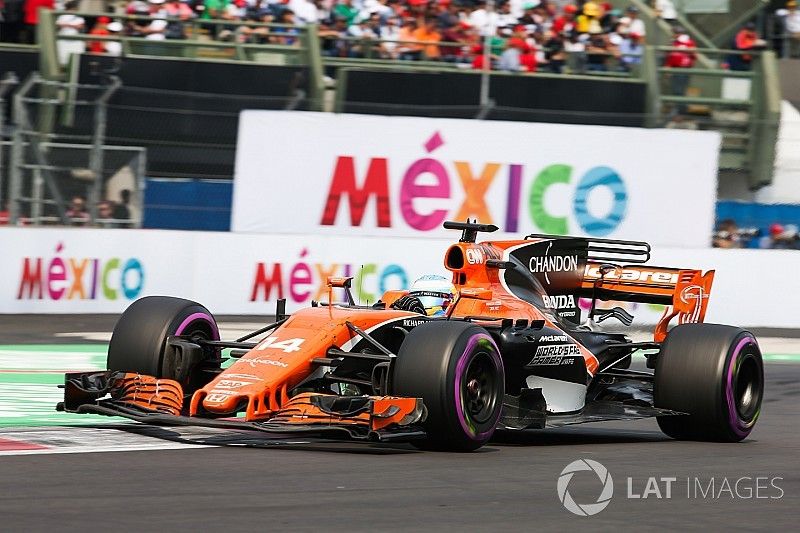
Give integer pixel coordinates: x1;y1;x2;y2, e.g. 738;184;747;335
409;275;455;317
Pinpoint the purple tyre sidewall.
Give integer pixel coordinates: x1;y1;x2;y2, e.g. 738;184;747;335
453;333;503;442
174;312;220;340
724;335;760;438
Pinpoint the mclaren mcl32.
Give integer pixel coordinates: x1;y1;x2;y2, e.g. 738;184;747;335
60;221;764;451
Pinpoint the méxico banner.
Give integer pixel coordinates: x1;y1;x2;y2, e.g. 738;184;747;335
231;111;720;248
1;228;797;329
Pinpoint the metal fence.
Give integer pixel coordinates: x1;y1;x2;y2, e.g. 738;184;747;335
1;74;145;227
651;45;781;186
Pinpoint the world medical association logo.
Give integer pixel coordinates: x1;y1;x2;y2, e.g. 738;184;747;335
557;459;614;516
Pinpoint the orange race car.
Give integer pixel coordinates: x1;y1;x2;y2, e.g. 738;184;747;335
59;221;764;451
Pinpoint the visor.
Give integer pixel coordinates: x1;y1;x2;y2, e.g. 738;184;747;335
410;291;452;311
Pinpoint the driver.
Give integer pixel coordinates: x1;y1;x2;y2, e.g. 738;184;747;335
392;275;455;317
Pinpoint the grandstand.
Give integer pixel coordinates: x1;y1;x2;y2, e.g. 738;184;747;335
0;0;795;244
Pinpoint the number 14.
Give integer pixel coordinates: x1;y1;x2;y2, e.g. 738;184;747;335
256;336;305;353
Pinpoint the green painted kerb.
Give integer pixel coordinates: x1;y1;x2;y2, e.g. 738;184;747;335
0;345;797;428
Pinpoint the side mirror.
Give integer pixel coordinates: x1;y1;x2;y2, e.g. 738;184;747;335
327;277;353;288
326;277;355;305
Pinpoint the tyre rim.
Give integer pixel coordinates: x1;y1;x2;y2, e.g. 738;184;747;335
172;314;219;385
726;337;763;437
174;313;220;362
175;313;219;340
733;352;762;422
462;351;500;425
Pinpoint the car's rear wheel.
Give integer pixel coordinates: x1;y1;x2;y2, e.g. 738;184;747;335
654;323;763;442
392;321;505;451
107;296;221;393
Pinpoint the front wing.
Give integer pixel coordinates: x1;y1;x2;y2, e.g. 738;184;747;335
58;371;427;443
59;372;683;442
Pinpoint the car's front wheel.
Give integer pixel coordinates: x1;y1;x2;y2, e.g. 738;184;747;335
107;296;221;393
392;321;505;451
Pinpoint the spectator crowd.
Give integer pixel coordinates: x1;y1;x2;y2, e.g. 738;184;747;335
0;192;134;227
772;0;800;58
2;0;666;73
713;219;800;250
2;1;792;71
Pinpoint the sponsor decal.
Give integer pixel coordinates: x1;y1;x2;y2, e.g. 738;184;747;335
319;131;628;236
528;242;578;285
212;379;254;390
242;357;290;369
466;248;484;265
221;373;259;381
529;255;579;275
206;392;233;403
584;265;678;285
17;243;145;302
529;344;581;365
412;291;449;299
680;285;708;304
543;294;576;309
539;334;569;342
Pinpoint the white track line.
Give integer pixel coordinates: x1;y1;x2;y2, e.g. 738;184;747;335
0;426;219;456
0;442;213;456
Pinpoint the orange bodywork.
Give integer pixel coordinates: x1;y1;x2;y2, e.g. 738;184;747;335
580;261;714;342
111;373;184;416
190;306;418;422
265;393;425;432
187;234;713;424
439;239;714;350
436;240;601;376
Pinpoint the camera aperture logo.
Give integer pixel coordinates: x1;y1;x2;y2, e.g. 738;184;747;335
557;459;614;517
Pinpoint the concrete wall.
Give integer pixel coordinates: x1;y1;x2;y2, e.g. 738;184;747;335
755;100;800;203
779;59;800;104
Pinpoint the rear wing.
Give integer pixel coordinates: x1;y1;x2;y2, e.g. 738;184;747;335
500;233;714;341
580;262;710;305
581;262;714;342
442;224;714;342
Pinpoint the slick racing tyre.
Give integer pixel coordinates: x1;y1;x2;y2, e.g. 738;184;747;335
107;296;221;393
392;321;505;451
654;323;763;442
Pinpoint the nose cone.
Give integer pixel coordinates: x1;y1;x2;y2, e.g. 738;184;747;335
191;372;276;419
202;388;246;414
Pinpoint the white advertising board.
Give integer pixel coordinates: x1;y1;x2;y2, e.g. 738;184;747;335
0;227;194;314
1;228;796;330
232;111;720;248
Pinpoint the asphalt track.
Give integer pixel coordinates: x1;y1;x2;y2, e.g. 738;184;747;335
1;316;799;531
